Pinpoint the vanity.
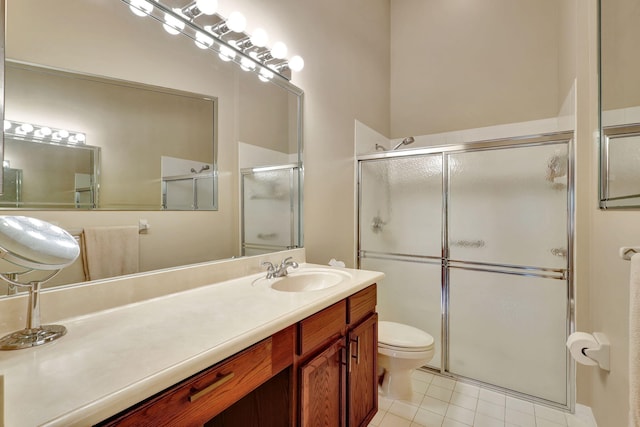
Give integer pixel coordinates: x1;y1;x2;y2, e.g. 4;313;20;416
0;251;383;427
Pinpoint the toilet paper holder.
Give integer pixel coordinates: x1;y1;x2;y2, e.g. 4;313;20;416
567;332;610;371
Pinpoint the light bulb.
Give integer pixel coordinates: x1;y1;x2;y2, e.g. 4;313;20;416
227;12;246;33
240;57;256;72
258;68;274;82
39;126;52;136
271;42;288;59
4;120;11;131
163;10;185;35
19;123;34;133
288;55;305;72
218;45;236;62
75;133;86;143
250;28;269;47
57;129;70;138
195;32;214;49
195;0;217;15
129;0;153;17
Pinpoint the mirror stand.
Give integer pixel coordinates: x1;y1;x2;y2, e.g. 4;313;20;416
0;271;67;350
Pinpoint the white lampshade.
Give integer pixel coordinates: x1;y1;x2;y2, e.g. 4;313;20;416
129;0;153;17
271;42;288;59
288;55;305;72
195;0;218;15
163;11;185;35
250;28;269;47
227;12;247;33
258;68;274;82
195;32;214;49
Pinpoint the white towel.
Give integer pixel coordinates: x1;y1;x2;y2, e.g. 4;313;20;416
630;253;640;427
82;226;139;281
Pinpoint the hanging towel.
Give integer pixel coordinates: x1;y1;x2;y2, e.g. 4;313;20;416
82;226;140;281
630;253;640;427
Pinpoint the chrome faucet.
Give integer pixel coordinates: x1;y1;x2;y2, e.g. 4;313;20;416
262;257;299;279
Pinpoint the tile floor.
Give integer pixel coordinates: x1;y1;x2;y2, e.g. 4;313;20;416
369;370;589;427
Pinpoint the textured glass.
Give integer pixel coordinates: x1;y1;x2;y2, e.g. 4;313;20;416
448;268;568;404
360;155;442;256
243;169;294;248
361;257;442;369
448;143;568;269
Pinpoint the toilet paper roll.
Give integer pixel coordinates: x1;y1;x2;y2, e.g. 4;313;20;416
566;332;599;366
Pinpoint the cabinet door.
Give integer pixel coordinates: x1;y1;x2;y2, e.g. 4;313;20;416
348;313;378;427
299;338;346;427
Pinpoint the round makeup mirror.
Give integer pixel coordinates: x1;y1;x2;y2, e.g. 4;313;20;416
0;216;80;350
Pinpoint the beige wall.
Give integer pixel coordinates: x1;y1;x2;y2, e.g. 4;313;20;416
390;0;564;138
601;0;640;111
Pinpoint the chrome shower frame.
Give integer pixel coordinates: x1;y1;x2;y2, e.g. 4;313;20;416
356;131;576;411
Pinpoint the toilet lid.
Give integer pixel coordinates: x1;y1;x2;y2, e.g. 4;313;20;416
378;321;434;350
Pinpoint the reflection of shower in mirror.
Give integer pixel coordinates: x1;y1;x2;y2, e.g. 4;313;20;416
190;165;211;174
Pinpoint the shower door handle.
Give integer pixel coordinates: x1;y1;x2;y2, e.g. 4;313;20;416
450;239;485;248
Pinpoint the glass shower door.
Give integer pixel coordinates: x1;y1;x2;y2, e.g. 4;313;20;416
446;143;570;405
359;155;443;369
242;166;300;256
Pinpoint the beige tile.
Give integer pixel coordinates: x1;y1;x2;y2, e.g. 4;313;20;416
389;400;419;421
431;375;456;390
445;404;475;425
476;400;505;421
426;384;454;402
474;413;506;427
454;381;480;398
380;412;413;427
534;404;568;425
420;395;449;416
412;408;445;427
450;391;478;411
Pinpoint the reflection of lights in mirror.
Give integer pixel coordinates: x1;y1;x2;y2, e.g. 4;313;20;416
122;0;304;81
4;120;86;146
0;216;80;350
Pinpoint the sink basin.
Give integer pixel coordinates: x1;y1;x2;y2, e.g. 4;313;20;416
256;268;352;292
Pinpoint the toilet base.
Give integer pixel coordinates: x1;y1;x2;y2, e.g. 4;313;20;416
379;367;414;401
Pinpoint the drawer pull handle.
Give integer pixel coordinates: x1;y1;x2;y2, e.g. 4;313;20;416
189;372;235;402
351;336;360;365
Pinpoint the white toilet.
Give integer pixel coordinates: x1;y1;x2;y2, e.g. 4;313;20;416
377;321;435;400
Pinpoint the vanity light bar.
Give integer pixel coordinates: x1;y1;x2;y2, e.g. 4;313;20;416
122;0;304;81
4;120;86;145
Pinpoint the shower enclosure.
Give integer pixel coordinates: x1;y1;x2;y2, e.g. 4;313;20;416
357;133;573;408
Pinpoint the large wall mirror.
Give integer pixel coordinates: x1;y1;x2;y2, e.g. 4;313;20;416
0;0;303;294
599;0;640;208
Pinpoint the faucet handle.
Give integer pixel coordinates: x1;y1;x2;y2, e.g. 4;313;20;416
261;261;275;271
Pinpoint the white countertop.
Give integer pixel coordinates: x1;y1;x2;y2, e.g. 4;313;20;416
0;264;383;427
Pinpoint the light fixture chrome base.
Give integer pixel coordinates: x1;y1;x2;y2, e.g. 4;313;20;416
0;325;67;350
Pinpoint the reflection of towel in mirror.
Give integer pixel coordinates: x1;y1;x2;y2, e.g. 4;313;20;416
81;226;140;281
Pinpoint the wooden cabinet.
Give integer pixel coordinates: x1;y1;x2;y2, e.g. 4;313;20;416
347;313;378;427
98;326;294;427
98;285;377;427
297;285;378;427
299;337;346;426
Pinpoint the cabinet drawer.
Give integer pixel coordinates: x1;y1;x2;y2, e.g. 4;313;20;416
347;284;377;326
102;338;274;427
298;300;346;357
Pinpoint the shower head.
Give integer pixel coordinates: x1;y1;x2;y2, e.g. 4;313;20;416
392;136;415;150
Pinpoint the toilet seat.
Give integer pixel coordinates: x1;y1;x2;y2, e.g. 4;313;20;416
378;321;434;352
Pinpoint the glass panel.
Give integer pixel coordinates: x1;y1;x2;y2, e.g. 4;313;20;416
607;133;640;200
163;179;194;210
448;268;568;405
360;155;442;257
242;168;295;249
448;143;568;269
361;257;442;369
